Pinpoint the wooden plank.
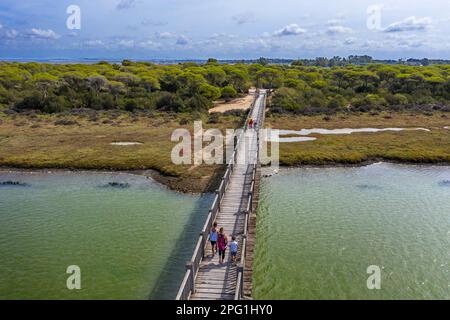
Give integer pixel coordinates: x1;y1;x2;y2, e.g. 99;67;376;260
190;296;234;300
197;270;236;276
196;281;237;285
197;278;237;282
196;283;236;288
197;271;237;276
191;293;235;299
197;272;237;280
195;288;236;295
196;277;237;282
196;272;237;276
196;283;235;288
197;269;237;274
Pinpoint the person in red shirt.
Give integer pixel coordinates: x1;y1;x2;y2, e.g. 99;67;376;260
217;227;228;264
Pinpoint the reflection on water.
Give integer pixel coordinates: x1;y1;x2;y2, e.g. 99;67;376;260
355;184;384;190
0;171;212;299
438;180;450;187
254;163;450;300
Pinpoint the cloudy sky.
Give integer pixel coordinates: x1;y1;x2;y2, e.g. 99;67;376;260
1;0;450;60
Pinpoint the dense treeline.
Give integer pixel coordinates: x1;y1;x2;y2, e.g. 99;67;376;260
0;59;250;114
289;56;450;67
270;63;450;115
1;59;450;115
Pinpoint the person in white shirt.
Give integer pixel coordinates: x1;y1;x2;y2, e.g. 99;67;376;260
229;236;238;264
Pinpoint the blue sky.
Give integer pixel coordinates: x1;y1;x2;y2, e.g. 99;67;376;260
1;0;450;59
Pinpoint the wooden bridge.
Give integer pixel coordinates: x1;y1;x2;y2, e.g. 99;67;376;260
176;89;266;300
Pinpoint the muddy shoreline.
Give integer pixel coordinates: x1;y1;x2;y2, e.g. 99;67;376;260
0;166;223;195
2;158;450;194
279;157;450;169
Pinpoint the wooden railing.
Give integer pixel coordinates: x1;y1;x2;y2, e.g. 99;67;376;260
175;91;260;300
234;162;257;300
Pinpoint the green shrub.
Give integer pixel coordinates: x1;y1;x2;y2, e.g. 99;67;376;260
221;86;237;101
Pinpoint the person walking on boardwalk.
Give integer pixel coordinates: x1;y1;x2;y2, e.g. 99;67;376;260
229;236;238;264
248;118;253;129
217;227;228;264
210;222;218;257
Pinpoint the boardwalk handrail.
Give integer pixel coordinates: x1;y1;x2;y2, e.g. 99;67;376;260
175;90;260;300
234;163;258;300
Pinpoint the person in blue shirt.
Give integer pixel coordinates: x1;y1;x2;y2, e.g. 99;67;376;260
209;222;218;257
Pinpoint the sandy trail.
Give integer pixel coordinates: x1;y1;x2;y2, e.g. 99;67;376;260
209;90;255;113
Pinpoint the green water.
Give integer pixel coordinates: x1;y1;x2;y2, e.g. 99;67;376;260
254;163;450;300
0;171;212;300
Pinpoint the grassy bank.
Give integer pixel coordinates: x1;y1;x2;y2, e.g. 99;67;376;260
2;110;450;192
0;110;243;193
265;112;450;165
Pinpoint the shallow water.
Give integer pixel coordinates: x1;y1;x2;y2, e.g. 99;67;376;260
254;163;450;300
270;127;431;143
110;142;143;146
0;171;212;299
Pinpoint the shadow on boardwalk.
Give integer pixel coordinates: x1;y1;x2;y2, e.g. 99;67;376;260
148;167;223;300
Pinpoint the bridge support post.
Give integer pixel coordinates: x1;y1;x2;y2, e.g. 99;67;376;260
200;232;206;258
236;263;244;300
186;262;196;294
216;188;221;209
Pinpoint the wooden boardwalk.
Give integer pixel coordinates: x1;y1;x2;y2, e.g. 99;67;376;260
176;90;266;300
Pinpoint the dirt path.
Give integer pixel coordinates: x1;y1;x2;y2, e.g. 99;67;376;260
209;90;255;113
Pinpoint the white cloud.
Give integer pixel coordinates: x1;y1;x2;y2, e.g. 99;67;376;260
138;39;160;49
232;12;255;25
326;25;353;35
273;24;306;37
327;19;344;26
199;38;222;47
4;29;18;39
209;33;237;40
0;23;3;29
361;40;380;49
176;35;189;46
156;31;175;39
141;19;167;27
437;17;450;24
84;40;104;47
154;32;191;46
29;28;60;39
117;39;135;47
397;38;423;48
384;16;432;33
116;0;136;10
245;38;270;49
344;37;356;45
